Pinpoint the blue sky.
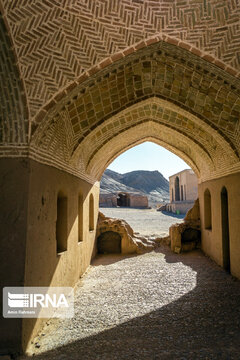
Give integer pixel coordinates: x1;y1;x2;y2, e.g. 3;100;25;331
108;141;190;180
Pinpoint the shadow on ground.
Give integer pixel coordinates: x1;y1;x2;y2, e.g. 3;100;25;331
161;211;185;220
19;247;240;360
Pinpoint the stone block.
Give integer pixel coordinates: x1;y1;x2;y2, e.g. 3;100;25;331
170;224;182;251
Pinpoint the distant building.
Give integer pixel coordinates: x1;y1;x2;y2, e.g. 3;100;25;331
99;192;148;208
166;169;198;214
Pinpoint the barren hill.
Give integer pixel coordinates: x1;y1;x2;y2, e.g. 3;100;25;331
100;169;169;206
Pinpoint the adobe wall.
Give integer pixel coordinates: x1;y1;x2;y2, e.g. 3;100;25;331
99;194;117;207
199;172;240;279
167;201;195;214
99;193;148;208
169;170;198;202
0;159;100;353
186;172;198;201
0;159;30;353
129;195;148;208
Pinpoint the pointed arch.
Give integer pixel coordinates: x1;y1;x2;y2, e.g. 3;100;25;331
30;39;240;183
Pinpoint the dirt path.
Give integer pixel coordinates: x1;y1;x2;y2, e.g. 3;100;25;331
19;247;240;359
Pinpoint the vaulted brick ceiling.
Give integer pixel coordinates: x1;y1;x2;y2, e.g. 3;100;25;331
0;1;240;182
30;40;240;182
1;0;239;119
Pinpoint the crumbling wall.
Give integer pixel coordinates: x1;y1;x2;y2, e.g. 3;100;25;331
170;199;201;253
96;212;158;254
97;212;139;254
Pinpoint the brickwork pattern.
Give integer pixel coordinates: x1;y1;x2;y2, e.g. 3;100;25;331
1;0;240;118
29;41;240;182
85;121;207;180
0;14;28;145
80;100;231;180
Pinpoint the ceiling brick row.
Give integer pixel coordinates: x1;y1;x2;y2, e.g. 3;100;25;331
1;0;239;118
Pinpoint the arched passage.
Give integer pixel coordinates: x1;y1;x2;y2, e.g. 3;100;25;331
1;31;240;354
28;38;240;285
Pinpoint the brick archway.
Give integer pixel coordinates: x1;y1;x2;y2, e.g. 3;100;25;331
27;38;240;290
30;40;240;184
75;97;236;182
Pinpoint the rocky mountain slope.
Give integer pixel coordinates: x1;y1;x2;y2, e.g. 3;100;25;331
100;169;169;205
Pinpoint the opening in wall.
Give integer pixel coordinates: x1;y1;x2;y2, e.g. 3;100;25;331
221;187;230;272
89;194;94;231
78;194;83;242
204;188;212;230
117;192;130;207
56;192;68;254
175;176;180;201
181;185;183;201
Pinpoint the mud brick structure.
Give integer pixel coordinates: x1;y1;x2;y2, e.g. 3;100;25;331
0;0;240;354
167;169;198;214
100;192;148;208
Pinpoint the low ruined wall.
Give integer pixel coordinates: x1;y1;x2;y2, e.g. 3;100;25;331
96;212;160;254
96;212;138;254
170;199;201;252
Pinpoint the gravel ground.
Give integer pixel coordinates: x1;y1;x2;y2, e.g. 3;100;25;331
100;208;184;237
19;247;240;360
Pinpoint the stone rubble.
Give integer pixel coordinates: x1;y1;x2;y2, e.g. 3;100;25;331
170;199;201;253
97;212;169;254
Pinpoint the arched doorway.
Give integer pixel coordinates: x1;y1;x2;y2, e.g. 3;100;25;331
175;176;180;201
97;231;121;254
117;192;130;207
221;187;230;272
